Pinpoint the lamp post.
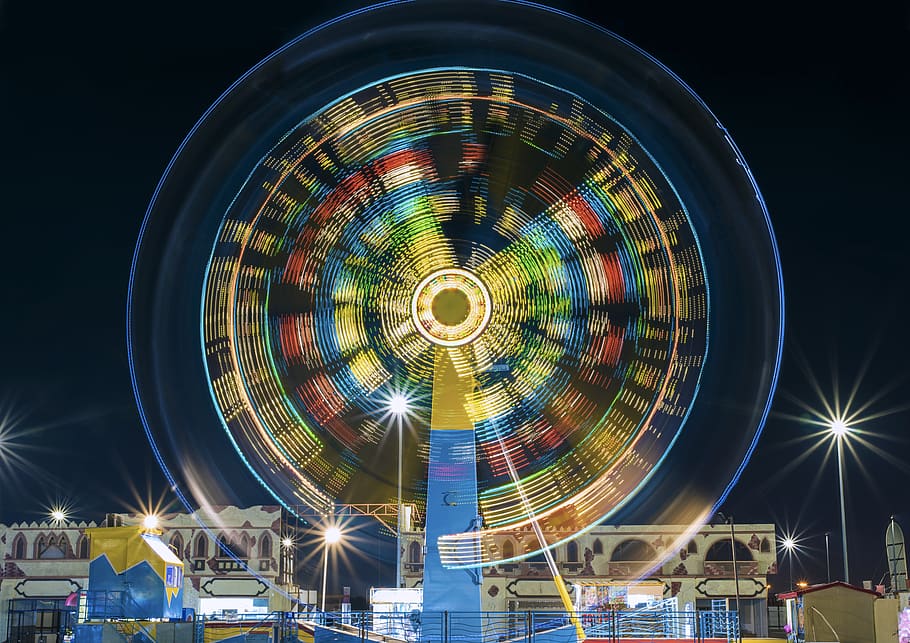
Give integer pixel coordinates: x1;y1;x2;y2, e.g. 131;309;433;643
388;394;409;589
781;532;834;588
281;536;294;589
321;526;341;612
781;537;796;590
729;517;741;641
716;512;741;642
829;419;850;584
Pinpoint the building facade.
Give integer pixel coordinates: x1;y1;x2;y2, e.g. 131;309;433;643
401;522;778;637
0;506;293;643
2;508;778;639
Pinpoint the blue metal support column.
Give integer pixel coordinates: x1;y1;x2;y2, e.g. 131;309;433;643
420;349;482;641
421;428;482;640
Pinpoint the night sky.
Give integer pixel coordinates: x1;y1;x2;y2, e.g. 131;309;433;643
2;0;909;596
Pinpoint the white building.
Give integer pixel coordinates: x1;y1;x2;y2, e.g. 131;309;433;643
2;507;778;639
0;505;296;643
401;522;778;637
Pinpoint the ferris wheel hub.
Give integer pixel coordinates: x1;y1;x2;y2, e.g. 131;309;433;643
411;268;492;347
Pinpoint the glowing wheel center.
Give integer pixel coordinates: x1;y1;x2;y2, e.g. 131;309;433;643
432;289;470;326
412;268;492;347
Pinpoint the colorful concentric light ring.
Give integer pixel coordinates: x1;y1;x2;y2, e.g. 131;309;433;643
201;68;708;558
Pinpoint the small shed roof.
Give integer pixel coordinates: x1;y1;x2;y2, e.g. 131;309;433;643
777;580;881;600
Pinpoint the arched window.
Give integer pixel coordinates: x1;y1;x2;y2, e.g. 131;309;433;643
760;537;771;553
566;541;579;562
408;541;422;564
502;540;515;560
592;539;603;555
34;535;46;558
12;534;27;559
238;533;251;559
38;534;66;559
610;539;657;562
217;534;231;558
77;535;90;559
705;538;754;561
171;532;184;558
58;534;71;558
259;533;272;559
687;541;698;555
195;533;208;558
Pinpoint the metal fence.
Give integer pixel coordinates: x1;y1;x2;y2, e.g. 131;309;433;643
68;609;738;642
305;609;740;642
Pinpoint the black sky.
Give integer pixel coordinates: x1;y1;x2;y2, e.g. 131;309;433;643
1;0;909;593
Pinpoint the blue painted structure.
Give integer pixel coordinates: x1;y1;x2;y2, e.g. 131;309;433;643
85;555;184;620
420;428;483;641
76;525;185;636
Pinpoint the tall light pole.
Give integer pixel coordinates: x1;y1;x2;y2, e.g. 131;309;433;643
782;537;796;590
824;532;831;583
321;526;342;612
728;516;741;643
281;535;295;589
388;394;409;589
830;419;850;584
717;512;741;643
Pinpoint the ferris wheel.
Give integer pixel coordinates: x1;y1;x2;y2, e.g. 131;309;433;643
128;0;783;618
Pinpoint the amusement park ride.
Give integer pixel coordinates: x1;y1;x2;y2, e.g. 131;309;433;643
109;1;784;641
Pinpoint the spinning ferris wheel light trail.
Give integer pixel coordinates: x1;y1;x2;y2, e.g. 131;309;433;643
127;0;784;630
201;67;710;546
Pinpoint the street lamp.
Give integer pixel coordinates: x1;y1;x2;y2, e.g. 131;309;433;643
388;393;409;589
781;537;796;590
48;505;69;527
46;501;74;528
715;512;741;643
829;418;850;584
280;535;295;589
779;531;832;587
786;369;902;586
321;526;342;612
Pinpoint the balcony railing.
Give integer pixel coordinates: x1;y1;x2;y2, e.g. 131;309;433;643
607;561;660;577
214;558;248;572
703;561;759;577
